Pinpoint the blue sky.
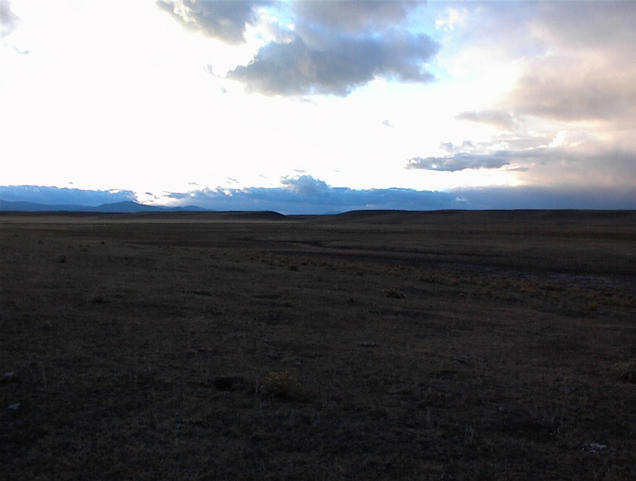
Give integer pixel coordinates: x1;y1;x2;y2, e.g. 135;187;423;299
1;1;635;212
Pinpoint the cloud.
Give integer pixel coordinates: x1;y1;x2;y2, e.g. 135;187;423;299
158;0;437;96
531;1;636;51
0;0;18;37
454;186;636;211
407;152;511;172
435;1;636;192
157;0;269;44
439;141;475;154
228;0;437;96
408;139;636;191
446;3;636;127
163;177;636;213
0;185;136;206
294;1;414;33
503;2;636;125
228;31;437;96
508;56;636;124
4;181;636;214
456;110;516;130
281;175;330;195
165;178;460;214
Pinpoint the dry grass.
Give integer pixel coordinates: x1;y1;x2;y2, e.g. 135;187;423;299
1;210;635;480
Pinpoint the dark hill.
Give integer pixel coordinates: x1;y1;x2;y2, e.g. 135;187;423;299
0;199;204;213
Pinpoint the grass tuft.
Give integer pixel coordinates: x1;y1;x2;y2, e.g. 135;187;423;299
260;371;300;399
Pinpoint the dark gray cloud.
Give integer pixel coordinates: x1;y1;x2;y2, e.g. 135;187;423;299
228;31;437;96
0;0;18;37
294;1;414;33
407;152;512;172
230;1;436;95
158;1;436;95
456;110;516;131
157;0;269;44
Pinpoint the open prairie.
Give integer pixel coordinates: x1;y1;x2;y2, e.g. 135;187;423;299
1;210;635;480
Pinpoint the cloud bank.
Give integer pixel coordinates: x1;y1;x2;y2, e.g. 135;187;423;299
164;177;459;214
0;185;136;206
3;179;636;214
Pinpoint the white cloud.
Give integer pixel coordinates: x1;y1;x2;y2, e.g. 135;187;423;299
435;8;465;31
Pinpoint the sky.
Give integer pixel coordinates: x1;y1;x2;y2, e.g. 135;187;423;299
1;0;635;213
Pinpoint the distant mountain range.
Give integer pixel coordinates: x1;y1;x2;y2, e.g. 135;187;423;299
0;199;205;213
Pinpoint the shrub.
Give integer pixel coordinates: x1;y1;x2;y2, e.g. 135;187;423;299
385;289;405;299
260;371;299;399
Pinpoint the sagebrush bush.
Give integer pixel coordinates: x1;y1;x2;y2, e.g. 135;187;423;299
261;371;299;399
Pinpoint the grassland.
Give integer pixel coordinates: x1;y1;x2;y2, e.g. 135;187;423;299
1;210;635;480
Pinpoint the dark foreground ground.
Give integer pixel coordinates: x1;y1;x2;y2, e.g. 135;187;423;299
1;210;635;481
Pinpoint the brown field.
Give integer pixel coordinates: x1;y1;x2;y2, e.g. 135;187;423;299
1;210;635;480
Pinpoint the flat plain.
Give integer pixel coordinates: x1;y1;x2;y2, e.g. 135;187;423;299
1;210;635;480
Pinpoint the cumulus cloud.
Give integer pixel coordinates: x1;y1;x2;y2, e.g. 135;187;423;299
228;31;437;96
281;175;330;195
456;110;516;130
0;0;18;37
237;0;436;95
157;0;269;44
158;1;436;95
